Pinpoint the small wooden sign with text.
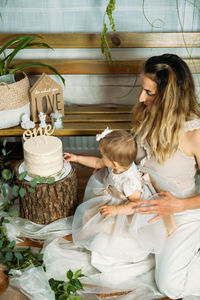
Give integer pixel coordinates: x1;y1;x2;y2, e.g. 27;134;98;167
29;73;64;122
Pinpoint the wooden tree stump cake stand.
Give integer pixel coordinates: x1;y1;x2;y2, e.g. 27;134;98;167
15;161;78;225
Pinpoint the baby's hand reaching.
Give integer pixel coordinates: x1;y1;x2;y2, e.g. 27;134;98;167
99;205;118;218
100;202;137;218
64;152;78;163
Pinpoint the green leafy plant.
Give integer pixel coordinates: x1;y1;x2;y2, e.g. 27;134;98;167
0;139;55;211
49;269;84;300
101;0;116;63
0;217;43;272
0;35;65;84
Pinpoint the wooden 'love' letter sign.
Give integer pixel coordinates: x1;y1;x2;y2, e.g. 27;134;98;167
29;73;64;122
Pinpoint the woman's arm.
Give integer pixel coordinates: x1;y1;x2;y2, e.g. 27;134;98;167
64;152;106;169
99;191;141;218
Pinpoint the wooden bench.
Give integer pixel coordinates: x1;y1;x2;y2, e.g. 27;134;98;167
0;32;200;137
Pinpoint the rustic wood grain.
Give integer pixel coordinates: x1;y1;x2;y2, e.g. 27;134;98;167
9;58;200;74
0;32;199;48
15;166;78;225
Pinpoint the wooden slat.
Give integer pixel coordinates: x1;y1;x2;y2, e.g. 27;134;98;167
63;113;131;123
0;122;132;137
10;58;200;74
10;59;143;74
65;105;132;114
0;32;200;48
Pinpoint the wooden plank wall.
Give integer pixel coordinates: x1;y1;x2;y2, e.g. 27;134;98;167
0;32;199;74
0;32;199;136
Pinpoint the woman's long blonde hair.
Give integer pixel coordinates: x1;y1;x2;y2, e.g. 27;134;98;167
132;54;200;164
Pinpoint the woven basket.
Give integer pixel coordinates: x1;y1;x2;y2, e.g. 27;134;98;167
0;71;29;111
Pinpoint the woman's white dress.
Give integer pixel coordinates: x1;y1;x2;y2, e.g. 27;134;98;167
135;119;200;299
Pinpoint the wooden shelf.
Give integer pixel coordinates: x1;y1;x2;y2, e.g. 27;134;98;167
0;105;132;137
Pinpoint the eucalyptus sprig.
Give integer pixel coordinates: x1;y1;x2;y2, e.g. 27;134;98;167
0;217;43;272
101;0;116;63
18;171;56;196
49;269;85;300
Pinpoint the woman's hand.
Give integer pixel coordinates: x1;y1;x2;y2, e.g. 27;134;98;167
64;152;78;163
136;191;184;223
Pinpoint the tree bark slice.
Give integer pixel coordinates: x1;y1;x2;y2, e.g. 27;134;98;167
15;162;78;224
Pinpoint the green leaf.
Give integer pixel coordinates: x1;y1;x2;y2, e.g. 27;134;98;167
19;188;26;198
0;59;4;76
74;269;84;279
12;185;19;197
26;42;53;50
27;187;35;193
1;247;10;252
29;178;37;187
46;177;55;184
63;282;69;292
9;62;65;85
4;36;36;74
67;284;76;293
36;176;46;184
71;279;83;290
8;240;16;248
2;169;12;180
0;35;36;56
0;240;3;248
37;253;43;261
0;257;7;264
5;251;13;261
3;139;7;147
66;269;73;280
14;252;23;261
2;149;6;156
19;171;27;180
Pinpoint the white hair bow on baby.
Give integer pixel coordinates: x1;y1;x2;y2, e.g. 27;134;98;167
96;127;112;141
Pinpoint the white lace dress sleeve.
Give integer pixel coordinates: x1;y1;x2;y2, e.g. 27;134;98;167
184;119;200;132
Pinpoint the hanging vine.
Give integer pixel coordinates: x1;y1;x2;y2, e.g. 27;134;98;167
101;0;116;63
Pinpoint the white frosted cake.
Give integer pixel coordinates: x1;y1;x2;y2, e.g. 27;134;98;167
23;135;63;177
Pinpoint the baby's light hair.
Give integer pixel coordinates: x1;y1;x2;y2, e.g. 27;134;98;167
99;130;136;168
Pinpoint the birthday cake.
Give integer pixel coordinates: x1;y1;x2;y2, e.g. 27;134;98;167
23;126;63;177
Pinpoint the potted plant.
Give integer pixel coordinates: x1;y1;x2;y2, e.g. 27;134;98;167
0;35;65;84
0;35;65;129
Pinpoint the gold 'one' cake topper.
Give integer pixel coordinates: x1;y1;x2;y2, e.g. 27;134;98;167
23;124;54;141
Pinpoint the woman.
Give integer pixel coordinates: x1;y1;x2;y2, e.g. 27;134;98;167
132;53;200;298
